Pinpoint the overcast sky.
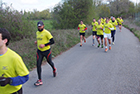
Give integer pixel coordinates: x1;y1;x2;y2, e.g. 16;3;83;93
2;0;62;11
2;0;139;12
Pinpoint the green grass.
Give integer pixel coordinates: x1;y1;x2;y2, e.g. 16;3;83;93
9;20;91;71
31;20;53;31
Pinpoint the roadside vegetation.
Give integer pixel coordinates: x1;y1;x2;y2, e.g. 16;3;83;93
123;20;140;41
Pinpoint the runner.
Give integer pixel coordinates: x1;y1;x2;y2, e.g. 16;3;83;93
103;17;106;25
109;16;113;23
96;19;104;48
78;20;87;47
118;17;124;32
91;18;98;46
116;17;120;25
34;21;57;86
0;28;29;94
100;17;104;25
103;18;114;52
110;17;118;45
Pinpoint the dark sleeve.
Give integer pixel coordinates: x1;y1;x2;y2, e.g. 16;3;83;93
45;38;55;46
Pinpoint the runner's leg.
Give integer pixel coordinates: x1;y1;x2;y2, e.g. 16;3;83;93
83;33;86;43
104;38;107;47
97;36;100;47
44;49;56;71
36;50;44;80
101;35;104;47
92;31;96;45
80;35;83;46
111;30;115;43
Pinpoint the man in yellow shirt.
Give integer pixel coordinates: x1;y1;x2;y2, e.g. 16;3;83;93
78;20;87;47
96;19;104;48
91;18;98;46
34;21;57;86
118;17;123;32
0;28;29;94
110;17;118;44
101;17;104;25
103;17;106;25
104;18;114;52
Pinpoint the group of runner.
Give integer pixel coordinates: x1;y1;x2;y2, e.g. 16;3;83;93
0;17;123;94
78;16;123;52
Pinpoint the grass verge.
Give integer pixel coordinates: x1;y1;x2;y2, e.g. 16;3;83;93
123;24;140;41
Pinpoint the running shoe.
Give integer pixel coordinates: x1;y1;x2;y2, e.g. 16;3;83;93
84;40;86;43
109;46;111;50
101;45;104;48
112;42;114;45
105;48;108;52
92;44;95;46
53;68;57;77
34;80;43;86
97;44;100;48
80;44;82;47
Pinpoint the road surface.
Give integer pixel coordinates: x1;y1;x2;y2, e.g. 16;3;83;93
23;27;140;94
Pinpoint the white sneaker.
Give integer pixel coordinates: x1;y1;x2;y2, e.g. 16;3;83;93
92;44;95;46
112;42;114;45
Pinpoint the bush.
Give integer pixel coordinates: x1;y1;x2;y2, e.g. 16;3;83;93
0;7;36;41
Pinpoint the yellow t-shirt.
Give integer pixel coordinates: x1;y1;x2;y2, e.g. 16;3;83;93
96;24;104;35
78;24;86;33
0;48;29;94
109;19;112;23
104;23;113;34
101;18;104;24
103;18;106;24
117;18;119;22
110;20;118;30
36;29;53;51
118;19;123;25
91;21;98;31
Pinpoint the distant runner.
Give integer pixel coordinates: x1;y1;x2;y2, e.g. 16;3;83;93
101;17;104;25
78;20;87;47
91;18;98;46
103;17;106;25
104;18;114;52
118;17;124;32
96;19;104;48
110;17;118;45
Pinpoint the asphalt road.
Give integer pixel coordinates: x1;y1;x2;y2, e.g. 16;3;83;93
23;27;140;94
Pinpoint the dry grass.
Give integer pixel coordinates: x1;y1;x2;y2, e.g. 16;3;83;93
123;19;140;41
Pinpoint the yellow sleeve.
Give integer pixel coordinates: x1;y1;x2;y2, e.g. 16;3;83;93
46;31;53;40
15;56;29;76
78;24;80;28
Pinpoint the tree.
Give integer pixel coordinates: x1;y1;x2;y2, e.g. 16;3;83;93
52;0;96;29
40;9;51;20
108;0;135;17
96;4;110;17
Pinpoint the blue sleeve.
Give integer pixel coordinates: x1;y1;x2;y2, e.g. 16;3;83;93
10;74;29;86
